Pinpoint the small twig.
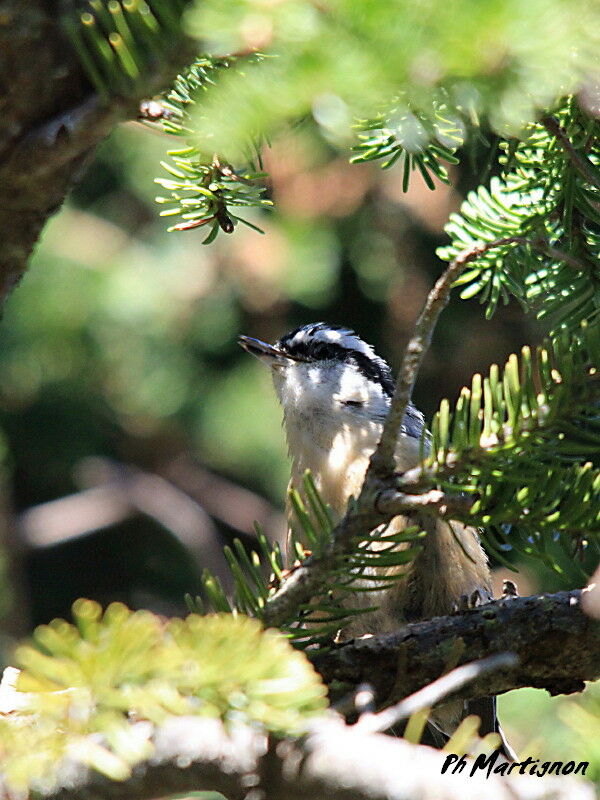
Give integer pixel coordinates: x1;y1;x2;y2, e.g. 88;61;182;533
532;240;590;271
366;236;528;480
374;488;474;517
355;653;517;734
543;115;600;193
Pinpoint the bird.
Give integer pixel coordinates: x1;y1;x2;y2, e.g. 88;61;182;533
239;321;514;755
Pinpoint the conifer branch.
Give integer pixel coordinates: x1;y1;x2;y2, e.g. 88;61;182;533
2;591;597;800
261;508;381;628
533;241;589;271
367;236;527;478
542;114;600;192
440;102;600;329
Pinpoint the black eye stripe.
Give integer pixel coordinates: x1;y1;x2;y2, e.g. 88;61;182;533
347;352;395;397
277;326;395;398
280;337;349;362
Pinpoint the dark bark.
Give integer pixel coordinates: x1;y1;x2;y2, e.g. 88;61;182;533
311;589;600;708
0;1;193;303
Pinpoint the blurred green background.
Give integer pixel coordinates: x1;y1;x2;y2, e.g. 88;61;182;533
0;117;597;776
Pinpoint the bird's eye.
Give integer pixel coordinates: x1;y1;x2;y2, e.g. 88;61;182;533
343;399;363;407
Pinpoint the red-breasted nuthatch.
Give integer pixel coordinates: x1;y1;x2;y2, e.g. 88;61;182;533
240;322;514;756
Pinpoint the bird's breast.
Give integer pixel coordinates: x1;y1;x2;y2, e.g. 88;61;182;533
287;420;377;518
284;406;424;518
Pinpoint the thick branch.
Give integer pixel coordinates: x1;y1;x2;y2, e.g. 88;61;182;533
34;716;593;800
0;1;193;303
311;589;600;706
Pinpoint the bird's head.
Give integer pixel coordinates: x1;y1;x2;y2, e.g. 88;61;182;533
239;322;424;441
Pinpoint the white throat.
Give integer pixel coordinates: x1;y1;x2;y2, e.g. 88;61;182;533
272;360;420;518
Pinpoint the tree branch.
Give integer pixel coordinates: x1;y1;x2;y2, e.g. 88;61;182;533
311;589;600;707
373;487;474;516
30;715;595;800
261;505;384;627
366;236;529;478
0;1;194;303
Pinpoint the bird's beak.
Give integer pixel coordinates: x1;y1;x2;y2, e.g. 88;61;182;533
238;335;290;367
238;335;311;366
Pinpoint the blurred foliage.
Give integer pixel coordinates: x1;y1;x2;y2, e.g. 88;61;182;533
64;0;190;98
351;98;463;186
500;682;600;784
186;0;600;160
0;599;326;794
68;0;600;243
0;144;288;505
